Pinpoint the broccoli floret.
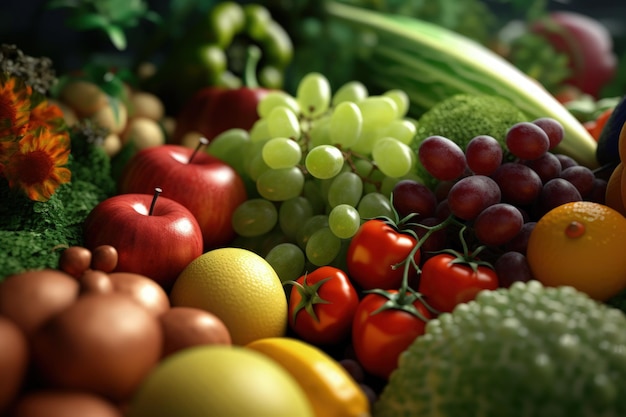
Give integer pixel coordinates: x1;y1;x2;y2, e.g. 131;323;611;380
410;93;529;187
374;280;626;417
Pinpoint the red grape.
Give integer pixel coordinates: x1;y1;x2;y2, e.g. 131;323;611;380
473;203;524;246
494;251;533;288
555;153;578;170
586;178;608;204
465;135;503;175
523;152;562;183
447;175;501;220
560;165;595;197
505;121;550;160
532;117;564;150
418;135;467;181
491;162;542;206
391;179;437;219
504;221;537;254
536;178;583;215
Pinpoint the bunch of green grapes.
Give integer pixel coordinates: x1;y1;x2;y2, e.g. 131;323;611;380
207;72;421;281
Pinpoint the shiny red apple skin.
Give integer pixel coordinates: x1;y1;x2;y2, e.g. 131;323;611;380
118;144;248;250
83;193;203;290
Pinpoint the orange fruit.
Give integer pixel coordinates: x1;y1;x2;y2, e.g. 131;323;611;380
527;201;626;301
169;247;287;345
605;162;626;215
618;121;626;163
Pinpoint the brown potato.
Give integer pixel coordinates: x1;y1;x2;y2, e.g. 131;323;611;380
130;91;165;121
90;101;128;135
0;269;79;337
107;272;170;317
0;317;29;414
58;80;108;118
160;306;232;358
31;293;162;402
10;390;123;417
58;246;92;278
91;245;119;273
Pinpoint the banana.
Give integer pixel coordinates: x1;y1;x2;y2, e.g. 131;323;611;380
246;337;371;417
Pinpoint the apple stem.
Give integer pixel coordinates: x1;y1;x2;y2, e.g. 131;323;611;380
189;137;209;164
149;187;163;216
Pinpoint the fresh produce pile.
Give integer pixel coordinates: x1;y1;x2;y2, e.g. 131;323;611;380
2;0;626;416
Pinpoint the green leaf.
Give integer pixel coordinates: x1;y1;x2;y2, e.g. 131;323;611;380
103;24;127;50
65;13;110;31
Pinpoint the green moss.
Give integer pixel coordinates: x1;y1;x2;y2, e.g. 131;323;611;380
0;131;115;281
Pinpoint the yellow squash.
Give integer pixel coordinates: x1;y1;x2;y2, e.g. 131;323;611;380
246;337;371;417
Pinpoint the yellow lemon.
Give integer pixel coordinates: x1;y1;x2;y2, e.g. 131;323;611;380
527;201;626;300
170;247;287;345
126;345;315;417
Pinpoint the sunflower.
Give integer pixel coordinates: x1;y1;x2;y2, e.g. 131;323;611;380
3;127;71;201
28;95;67;133
0;73;31;140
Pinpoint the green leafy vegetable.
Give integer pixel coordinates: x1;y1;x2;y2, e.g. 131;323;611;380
46;0;161;50
376;280;626;417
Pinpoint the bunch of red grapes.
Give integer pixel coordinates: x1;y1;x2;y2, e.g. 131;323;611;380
390;117;605;287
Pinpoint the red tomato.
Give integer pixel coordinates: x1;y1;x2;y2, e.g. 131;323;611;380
287;266;359;346
352;290;433;380
418;253;499;314
346;219;421;290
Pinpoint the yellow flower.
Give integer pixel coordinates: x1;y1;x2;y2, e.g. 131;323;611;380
3;128;71;202
0;73;31;141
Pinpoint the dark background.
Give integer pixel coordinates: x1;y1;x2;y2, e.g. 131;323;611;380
0;0;624;78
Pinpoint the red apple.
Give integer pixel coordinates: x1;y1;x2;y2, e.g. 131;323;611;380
83;189;203;290
117;142;247;249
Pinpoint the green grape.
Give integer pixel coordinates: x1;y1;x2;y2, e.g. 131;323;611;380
382;119;417;145
206;128;250;176
246;149;271;181
258;90;300;118
306;227;341;266
265;242;306;283
231;226;287;257
267;106;301;139
383;89;410;118
330;101;362;148
309;115;332;148
231;198;278;237
296;214;329;250
327;171;363;208
257;166;305;201
372;137;414;178
357;96;398;125
332;80;368;105
305;145;344;179
249;118;271;142
350;122;380;154
296;72;331;118
302;180;326;214
353;158;376;178
358;192;394;219
262;137;302;169
279;196;314;240
328;204;361;239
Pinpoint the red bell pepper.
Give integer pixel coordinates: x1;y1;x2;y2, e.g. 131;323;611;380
171;45;270;144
